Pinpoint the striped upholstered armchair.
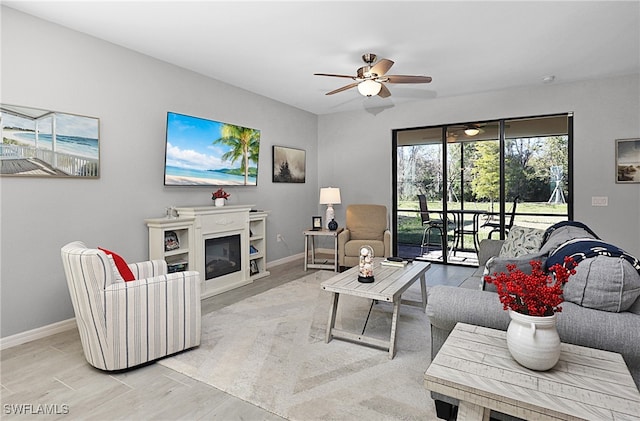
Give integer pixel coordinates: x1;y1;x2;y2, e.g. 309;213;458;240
61;241;201;371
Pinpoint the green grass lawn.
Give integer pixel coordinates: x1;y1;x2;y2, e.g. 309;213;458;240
396;200;567;247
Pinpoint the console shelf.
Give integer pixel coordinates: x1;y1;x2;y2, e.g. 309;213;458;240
249;211;270;281
145;217;195;273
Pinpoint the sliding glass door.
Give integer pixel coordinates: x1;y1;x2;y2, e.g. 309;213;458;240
392;113;572;266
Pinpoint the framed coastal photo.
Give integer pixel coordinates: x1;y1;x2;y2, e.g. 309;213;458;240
272;145;305;183
615;138;640;183
1;104;100;178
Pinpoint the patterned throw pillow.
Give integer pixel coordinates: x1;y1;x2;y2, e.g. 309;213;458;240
498;226;545;258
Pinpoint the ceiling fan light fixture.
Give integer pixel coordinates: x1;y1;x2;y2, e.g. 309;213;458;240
464;127;480;136
357;79;382;97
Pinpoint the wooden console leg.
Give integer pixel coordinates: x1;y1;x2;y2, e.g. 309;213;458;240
420;274;427;312
457;401;489;421
325;292;339;343
388;298;401;359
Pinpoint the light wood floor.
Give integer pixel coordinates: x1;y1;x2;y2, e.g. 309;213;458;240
0;258;474;420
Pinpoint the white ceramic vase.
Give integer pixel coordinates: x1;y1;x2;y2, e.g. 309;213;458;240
506;309;561;371
214;198;225;207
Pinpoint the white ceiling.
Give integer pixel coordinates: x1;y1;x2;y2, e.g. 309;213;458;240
4;1;640;115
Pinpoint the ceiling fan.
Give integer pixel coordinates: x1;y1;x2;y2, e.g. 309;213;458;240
314;53;432;98
446;124;487;142
448;124;486;139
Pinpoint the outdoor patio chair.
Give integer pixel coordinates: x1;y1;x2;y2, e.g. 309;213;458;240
480;196;519;239
418;194;450;256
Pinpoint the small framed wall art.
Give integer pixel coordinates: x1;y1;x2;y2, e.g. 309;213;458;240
615;138;640;183
273;145;306;183
312;216;322;230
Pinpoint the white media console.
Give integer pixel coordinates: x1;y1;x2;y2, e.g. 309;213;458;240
146;205;269;299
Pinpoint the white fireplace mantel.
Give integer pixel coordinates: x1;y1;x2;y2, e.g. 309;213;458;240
175;205;255;299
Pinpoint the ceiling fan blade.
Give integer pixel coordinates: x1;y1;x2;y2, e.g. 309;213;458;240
325;82;359;95
314;73;355;79
385;75;432;84
370;59;394;77
377;83;391;98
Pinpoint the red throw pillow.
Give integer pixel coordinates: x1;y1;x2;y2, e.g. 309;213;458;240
98;247;136;282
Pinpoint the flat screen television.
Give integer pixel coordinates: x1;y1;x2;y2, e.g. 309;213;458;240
164;112;260;186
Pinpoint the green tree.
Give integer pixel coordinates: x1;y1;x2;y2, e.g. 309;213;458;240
213;124;260;185
471;141;500;210
398;144;442;201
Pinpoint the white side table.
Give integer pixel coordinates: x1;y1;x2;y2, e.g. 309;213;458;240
303;228;343;272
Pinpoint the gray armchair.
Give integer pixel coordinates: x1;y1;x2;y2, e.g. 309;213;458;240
337;204;391;268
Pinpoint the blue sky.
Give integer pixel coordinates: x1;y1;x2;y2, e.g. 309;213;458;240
165;112;237;171
2;112;98;139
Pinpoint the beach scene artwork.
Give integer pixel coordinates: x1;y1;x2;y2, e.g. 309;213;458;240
616;138;640;183
164;112;260;186
1;104;99;177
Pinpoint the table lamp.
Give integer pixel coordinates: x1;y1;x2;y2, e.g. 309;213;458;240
319;187;341;229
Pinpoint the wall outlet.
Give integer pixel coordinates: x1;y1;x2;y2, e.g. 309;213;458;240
591;196;608;206
276;234;283;242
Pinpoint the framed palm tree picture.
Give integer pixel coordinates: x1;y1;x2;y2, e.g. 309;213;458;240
272;145;306;183
164;112;261;186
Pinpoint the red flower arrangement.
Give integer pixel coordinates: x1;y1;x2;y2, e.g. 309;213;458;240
483;257;577;317
212;188;230;200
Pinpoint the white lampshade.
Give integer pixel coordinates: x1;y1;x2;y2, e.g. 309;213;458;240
357;80;382;97
319;187;341;229
319;187;341;205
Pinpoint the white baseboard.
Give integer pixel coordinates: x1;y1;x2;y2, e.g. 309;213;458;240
0;318;76;350
266;252;304;268
267;250;336;269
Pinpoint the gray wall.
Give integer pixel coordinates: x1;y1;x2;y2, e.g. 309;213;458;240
1;7;319;337
2;6;639;339
318;75;640;257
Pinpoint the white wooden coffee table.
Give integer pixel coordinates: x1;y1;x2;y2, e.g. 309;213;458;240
321;258;430;359
424;323;640;420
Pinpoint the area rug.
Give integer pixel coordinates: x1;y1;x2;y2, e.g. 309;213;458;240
158;271;437;420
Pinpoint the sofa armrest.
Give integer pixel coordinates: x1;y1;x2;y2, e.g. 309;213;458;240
109;270;200;291
477;239;504;267
338;229;350;245
127;259;168;279
338;229;351;266
383;230;391;257
427;285;510;363
427;285;509;334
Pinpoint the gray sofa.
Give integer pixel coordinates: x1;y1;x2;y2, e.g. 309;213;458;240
426;225;640;419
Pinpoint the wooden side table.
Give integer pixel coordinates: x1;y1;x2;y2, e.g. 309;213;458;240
303;228;343;272
424;323;640;420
